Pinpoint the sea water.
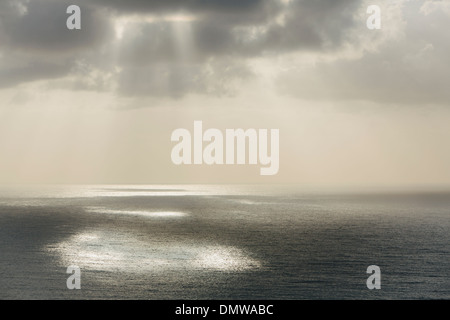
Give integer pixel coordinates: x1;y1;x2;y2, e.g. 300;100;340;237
0;185;448;299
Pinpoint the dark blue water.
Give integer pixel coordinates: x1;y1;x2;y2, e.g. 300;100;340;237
0;185;448;299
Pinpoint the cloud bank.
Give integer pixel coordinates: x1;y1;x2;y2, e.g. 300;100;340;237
0;0;449;104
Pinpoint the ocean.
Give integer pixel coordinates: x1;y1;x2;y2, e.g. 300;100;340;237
0;185;448;299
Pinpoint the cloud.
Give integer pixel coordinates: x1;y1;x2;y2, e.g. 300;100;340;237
0;61;70;89
90;0;270;15
105;0;362;97
114;0;361;61
276;1;450;105
1;0;112;53
0;0;365;97
0;0;449;105
0;0;113;88
117;58;253;98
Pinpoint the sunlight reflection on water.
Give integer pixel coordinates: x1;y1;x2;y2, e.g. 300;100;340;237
47;231;261;273
85;207;189;218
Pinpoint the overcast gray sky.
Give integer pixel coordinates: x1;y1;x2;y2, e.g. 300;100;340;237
0;0;449;187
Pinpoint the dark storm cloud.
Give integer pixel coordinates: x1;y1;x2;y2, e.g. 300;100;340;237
90;0;267;14
0;0;112;52
4;0;447;105
110;0;361;97
264;0;360;51
0;0;363;97
0;0;112;88
116;0;360;63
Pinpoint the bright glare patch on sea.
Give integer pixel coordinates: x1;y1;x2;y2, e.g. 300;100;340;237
85;207;188;218
47;231;261;273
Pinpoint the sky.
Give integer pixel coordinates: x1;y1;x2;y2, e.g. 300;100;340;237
0;0;449;188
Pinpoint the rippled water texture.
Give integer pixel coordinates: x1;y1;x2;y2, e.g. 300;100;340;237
0;185;448;299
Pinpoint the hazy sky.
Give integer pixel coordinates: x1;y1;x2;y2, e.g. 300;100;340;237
0;0;449;187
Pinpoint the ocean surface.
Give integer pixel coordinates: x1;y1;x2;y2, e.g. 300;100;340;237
0;185;448;299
